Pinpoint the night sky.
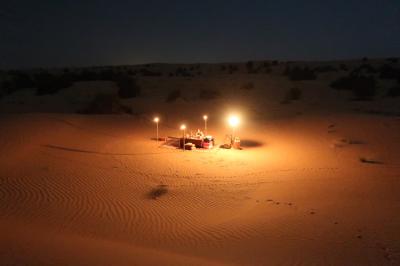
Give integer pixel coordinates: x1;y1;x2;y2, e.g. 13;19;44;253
1;0;399;68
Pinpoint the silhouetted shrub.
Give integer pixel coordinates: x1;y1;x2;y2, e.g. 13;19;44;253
12;72;35;89
1;80;12;94
386;57;399;63
246;61;254;73
262;62;272;73
3;72;35;94
313;65;338;73
352;78;376;100
79;94;131;114
175;67;192;77
282;88;302;103
271;60;279;66
115;75;140;98
331;75;376;100
140;68;162;77
166;89;181;102
379;64;400;80
35;72;73;95
387;85;400;97
98;69;115;80
351;64;377;75
285;67;316;81
240;82;255;90
199;89;220;100
339;64;348;71
78;70;99;81
228;65;238;74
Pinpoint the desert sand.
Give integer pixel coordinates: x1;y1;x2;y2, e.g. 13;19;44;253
1;60;400;265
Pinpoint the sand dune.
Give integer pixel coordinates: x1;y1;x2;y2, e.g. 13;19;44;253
0;112;399;265
1;59;400;264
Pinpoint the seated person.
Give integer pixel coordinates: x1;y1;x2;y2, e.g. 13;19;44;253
196;129;204;139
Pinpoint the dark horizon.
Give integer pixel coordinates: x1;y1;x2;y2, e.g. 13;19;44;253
2;56;399;71
1;0;399;69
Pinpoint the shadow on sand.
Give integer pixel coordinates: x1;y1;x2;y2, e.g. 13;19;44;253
240;139;264;148
42;144;177;156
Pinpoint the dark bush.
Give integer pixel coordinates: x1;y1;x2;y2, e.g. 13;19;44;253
140;68;162;77
199;89;220;100
35;72;73;95
127;69;136;75
79;94;131;114
379;64;400;80
330;76;350;90
339;64;348;71
1;80;12;93
263;62;272;73
12;72;35;89
98;69;115;80
240;82;255;90
386;57;399;63
78;70;99;81
285;66;316;81
175;67;192;77
331;75;376;100
387;85;400;97
166;89;181;102
351;64;377;75
246;61;254;73
115;75;140;98
282;88;302;103
228;65;238;74
352;78;376;100
3;72;35;94
313;65;338;73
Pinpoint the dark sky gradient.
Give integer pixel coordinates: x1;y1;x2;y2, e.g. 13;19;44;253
1;0;399;68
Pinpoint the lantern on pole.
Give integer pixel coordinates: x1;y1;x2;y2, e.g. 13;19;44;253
153;117;159;144
228;115;240;144
180;124;186;151
203;115;208;135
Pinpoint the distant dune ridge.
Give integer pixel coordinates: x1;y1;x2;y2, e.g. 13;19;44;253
0;58;400;265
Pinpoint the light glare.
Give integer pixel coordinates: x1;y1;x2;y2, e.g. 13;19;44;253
228;115;240;127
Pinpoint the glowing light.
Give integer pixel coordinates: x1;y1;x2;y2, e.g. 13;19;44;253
203;115;208;120
228;115;240;127
153;117;160;144
180;124;186;130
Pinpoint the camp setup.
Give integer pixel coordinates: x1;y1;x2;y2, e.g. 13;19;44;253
180;132;215;150
153;114;241;151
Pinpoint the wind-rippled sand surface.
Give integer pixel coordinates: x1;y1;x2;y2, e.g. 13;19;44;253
1;113;400;265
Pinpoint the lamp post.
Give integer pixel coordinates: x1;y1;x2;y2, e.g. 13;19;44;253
153;117;159;144
180;124;186;151
203;115;208;135
228;115;240;145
